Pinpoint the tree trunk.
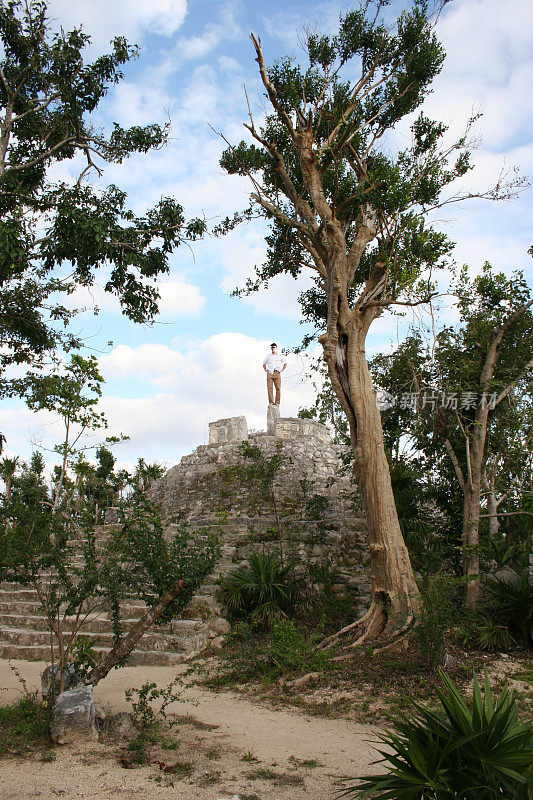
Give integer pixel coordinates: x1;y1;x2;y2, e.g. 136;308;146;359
462;482;482;607
486;489;500;537
319;318;420;648
84;581;183;687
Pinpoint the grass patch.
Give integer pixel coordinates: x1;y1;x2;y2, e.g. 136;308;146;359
288;755;321;768
167;759;193;778
0;695;51;757
242;751;259;762
126;736;150;765
245;767;304;785
160;736;180;750
246;767;278;780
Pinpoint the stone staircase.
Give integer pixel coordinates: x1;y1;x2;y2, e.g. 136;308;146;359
0;413;372;667
0;535;237;666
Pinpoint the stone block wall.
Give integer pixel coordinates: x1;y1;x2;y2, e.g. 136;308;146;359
151;414;371;612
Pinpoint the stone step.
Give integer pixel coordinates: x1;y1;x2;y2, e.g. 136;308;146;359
0;625;202;653
0;643;188;667
0;613;206;636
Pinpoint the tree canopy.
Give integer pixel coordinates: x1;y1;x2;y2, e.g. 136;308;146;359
0;0;205;392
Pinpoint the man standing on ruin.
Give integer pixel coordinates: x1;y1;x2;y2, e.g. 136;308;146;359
262;342;287;406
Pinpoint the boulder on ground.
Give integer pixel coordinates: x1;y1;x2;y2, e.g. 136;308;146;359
488;566;518;585
41;663;83;699
208;617;231;637
105;711;138;740
50;685;98;744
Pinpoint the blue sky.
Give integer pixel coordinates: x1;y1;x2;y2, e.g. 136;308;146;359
3;0;533;471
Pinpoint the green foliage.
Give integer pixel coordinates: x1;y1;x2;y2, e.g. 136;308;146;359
270;619;330;675
0;0;205;386
0;694;51;756
484;572;533;646
0;456;219;684
216;619;330;682
304;562;359;632
127;736;150;765
460;571;533;652
371;264;533;583
339;670;533;800
462;616;516;653
215;2;518;318
71;636;99;678
125;677;185;729
390;460;448;572
109;503;220;625
413;573;461;671
219;552;300;627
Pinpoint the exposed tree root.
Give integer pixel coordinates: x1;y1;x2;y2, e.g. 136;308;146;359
316;597;416;654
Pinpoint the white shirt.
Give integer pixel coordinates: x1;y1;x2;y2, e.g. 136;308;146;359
263;353;287;373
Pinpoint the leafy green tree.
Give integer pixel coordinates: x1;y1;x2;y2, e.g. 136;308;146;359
218;3;521;645
0;0;205;390
372;264;533;605
0;459;219;690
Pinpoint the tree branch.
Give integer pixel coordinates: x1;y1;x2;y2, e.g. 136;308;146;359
495;355;533;407
444;437;466;493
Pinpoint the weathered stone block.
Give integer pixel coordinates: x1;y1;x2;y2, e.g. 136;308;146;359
209;416;248;445
267;403;280;434
274;417;330;442
208;617;231;636
50;685;98;744
104;506;121;525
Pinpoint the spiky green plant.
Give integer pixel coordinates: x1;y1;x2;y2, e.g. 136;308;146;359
338;670;533;800
462;615;516;652
484;571;533;645
218;552;300;627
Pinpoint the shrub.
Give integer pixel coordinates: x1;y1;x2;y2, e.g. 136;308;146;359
462;615;516;652
270;620;330;675
0;694;51;756
212;619;330;683
125;676;184;729
218;552;300;626
413;573;461;670
338;670;533;800
484;571;533;646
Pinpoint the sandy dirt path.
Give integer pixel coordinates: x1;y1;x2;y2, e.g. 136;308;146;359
0;659;380;800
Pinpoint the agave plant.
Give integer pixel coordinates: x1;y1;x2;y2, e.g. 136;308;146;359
338;670;533;800
218;552;300;627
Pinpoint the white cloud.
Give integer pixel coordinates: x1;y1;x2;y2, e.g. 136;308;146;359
46;0;188;53
63;277;205;318
3;333;321;466
97;332;320;459
217;227;314;319
174;1;241;62
109;82;172;127
158;279;206;315
99;344;184;378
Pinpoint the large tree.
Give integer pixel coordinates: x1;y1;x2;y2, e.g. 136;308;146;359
218;2;521;646
0;0;205;392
